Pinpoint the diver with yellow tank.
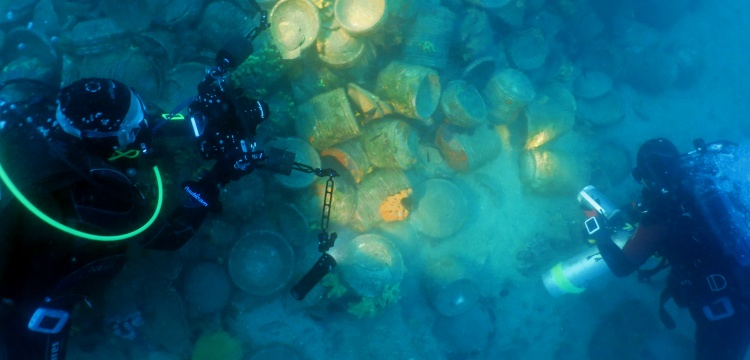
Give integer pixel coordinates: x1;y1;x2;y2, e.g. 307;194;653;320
545;138;750;359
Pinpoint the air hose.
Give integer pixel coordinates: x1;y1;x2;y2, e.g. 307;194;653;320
0;161;163;241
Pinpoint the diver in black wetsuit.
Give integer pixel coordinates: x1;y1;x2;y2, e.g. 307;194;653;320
0;77;160;360
595;138;750;360
0;6;303;357
0;74;277;360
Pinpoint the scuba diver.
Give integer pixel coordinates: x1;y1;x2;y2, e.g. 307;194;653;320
0;4;335;358
0;77;163;359
592;138;750;360
0;3;290;357
0;74;277;359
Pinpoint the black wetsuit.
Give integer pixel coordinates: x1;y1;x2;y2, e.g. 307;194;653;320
598;190;750;360
0;99;213;360
0;141;143;359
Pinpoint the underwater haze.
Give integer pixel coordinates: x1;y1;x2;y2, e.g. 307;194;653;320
1;0;750;359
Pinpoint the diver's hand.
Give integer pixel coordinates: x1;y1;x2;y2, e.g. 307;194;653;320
583;214;614;245
212;148;258;185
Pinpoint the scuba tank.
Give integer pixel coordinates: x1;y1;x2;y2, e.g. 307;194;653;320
543;230;631;297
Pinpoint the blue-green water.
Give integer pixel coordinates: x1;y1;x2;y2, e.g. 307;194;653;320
1;0;749;359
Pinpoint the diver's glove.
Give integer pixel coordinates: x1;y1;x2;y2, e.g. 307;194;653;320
206;144;296;187
211;147;260;185
215;146;296;179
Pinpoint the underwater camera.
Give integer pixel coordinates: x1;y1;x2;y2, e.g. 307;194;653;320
187;35;268;161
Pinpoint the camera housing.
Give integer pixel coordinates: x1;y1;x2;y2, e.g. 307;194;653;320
187;42;269;161
188;91;267;161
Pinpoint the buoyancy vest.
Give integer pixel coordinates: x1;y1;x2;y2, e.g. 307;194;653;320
658;140;750;314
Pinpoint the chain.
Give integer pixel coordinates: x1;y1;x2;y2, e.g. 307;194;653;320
291;162;339;252
320;175;334;234
317;170;339;252
292;162;338;178
247;0;269;41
